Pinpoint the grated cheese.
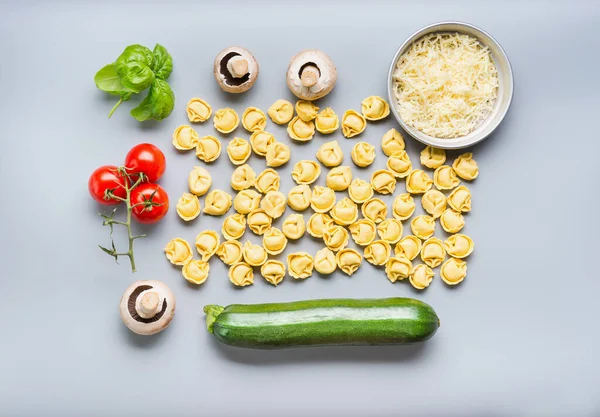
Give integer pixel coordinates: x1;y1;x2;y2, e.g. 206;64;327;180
392;32;499;139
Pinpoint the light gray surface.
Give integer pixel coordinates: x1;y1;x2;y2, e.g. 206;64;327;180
1;1;599;416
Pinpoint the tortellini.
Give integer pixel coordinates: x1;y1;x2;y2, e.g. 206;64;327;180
262;227;288;255
260;191;286;219
234;189;261;214
267;99;294;125
410;264;434;290
203;190;232;216
444;234;474;258
307;213;334;238
186;98;212;123
336;248;363;276
392;193;416;221
310;186;336;213
395;235;422;261
260;260;286;286
349;219;377;246
385;256;412;283
406;169;433;194
227;137;252;165
421;237;446;268
265;142;291;167
452;153;479;180
361;96;390;121
176;193;201;221
242;241;268;266
323;225;349;252
315;107;339;134
316;140;343;167
370;170;397;194
314;247;337;275
230;164;256;191
221;213;246;240
255;168;280;193
287;252;314;279
447;186;472;212
195;135;222;163
341;110;367;138
287;184;312;211
440;258;467;285
420;146;446;169
361;198;388;223
173;125;199;150
195;230;220;261
421;189;447;218
326;166;352;191
386;151;412;178
216;240;243;265
292;160;321;185
213;108;239;134
348;178;374;204
351;142;376;167
330;197;358;226
241;107;267;132
440;209;465;234
182;260;210;285
287;116;316;141
188;166;212;196
434;165;460;190
164;238;193;265
282;213;306;240
377;219;403;244
249;131;275;156
364;240;392;266
411;215;436;240
295;100;319;121
229;262;254;287
247;209;272;235
381;128;405;156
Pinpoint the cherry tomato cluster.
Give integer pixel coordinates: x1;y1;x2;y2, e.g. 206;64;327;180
88;143;169;224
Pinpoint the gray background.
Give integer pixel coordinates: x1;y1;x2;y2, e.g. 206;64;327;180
1;0;599;416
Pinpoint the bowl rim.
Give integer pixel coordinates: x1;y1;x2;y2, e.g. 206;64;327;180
387;21;514;150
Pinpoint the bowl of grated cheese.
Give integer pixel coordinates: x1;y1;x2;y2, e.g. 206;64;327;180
388;21;513;149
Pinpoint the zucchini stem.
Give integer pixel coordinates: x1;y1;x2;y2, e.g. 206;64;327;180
203;305;224;333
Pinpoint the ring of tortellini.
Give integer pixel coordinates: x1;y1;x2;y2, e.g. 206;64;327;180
410;264;434;290
186;98;212;123
195;230;220;261
176;193;201;221
370;169;397;194
351;142;376;168
195;135;222;163
292;160;321;185
310;186;336;213
268;99;294;125
228;262;254;287
341;110;367;138
330;197;358;226
182;260;210;285
411;215;436;240
326;166;352;191
348;178;374;204
216;240;243;265
315;107;339;134
336;248;363;276
420;146;446;169
392;193;416;221
421;189;447;219
316;140;343;167
306;213;334;238
361;96;390;121
260;260;286;286
440;258;467;285
242;241;268;266
164;238;193;265
287;252;314;279
364;240;392;266
444;234;474;258
255;168;280;193
287;116;316;141
262;227;288;255
439;209;465;234
230;164;256;191
295;100;319;122
361;198;388;223
241;107;267;132
433;165;460;190
452;153;479;180
234;189;261;214
213;108;239;134
323;224;349;252
203;190;232;216
314;247;337;275
265;141;291;168
394;235;422;261
287;184;312;211
348;219;377;246
447;185;471;212
227;137;252;165
386;151;412;178
406;169;433;194
249;131;275;157
385;255;412;283
260;191;287;219
421;237;446;268
281;213;306;240
173;125;199;150
381;128;405;157
221;213;246;240
377;219;403;244
246;209;272;235
188;166;212;196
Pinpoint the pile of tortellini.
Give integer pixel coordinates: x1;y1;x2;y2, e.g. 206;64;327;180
164;95;477;289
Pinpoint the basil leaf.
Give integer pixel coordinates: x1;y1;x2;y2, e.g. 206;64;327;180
115;45;155;93
152;44;173;80
130;79;175;121
94;64;131;95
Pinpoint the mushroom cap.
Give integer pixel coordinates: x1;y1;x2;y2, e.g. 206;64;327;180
213;46;259;93
119;280;176;336
287;49;337;101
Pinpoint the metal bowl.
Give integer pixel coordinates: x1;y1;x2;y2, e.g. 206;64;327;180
387;21;514;149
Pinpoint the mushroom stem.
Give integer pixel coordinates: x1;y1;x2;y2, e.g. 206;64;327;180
138;291;160;318
300;65;320;88
227;56;249;78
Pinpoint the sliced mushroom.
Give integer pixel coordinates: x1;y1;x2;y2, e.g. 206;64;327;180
286;49;337;101
119;280;176;335
213;46;259;93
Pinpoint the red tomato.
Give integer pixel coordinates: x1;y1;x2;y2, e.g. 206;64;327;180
124;143;166;183
88;165;127;205
130;183;169;224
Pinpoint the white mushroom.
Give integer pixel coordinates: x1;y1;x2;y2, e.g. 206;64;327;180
286;49;337;100
119;280;176;335
213;46;259;93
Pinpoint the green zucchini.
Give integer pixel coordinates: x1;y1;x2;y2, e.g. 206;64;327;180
204;298;439;349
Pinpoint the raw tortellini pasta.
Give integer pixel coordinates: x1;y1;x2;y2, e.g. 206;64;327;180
323;224;350;252
172;125;199;150
315;107;339;134
361;96;390;121
195;230;220;261
287;252;314;279
336;248;363;276
420;146;446;169
260;260;286;286
281;213;306;240
310;186;336;213
176;193;201;221
447;185;472;212
364;240;392;266
287;116;316;141
361;198;388;223
242;241;268;266
330;197;358;226
203;190;232;216
452;153;479;180
351;142;376;167
164;238;193;265
249;131;275;156
255;168;280;193
228;262;254;287
314;247;337;274
234;189;261;214
287;184;312;211
421;189;447;218
230;164;256;191
348;219;377;246
411;215;436;240
370;169;397;194
348;178;374;204
392;193;416;221
341;110;367;138
410;264;434;290
292;160;321;185
265;142;291;167
381;128;405;156
247;209;272;235
260;191;287;219
262;227;288;255
267;99;294;125
386;151;412;178
406;169;433;194
434;165;460;190
326;166;352;191
377;219;403;244
195;135;222;163
188;166;212;196
295;100;319;121
186;98;212;123
444;234;474;258
421;237;446;268
213;108;239;134
221;213;246;240
394;235;422;261
182;260;210;285
385;255;412;283
306;213;334;238
439;209;465;233
227;137;252;165
316;140;343;167
217;240;243;265
440;258;467;285
242;107;267;132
